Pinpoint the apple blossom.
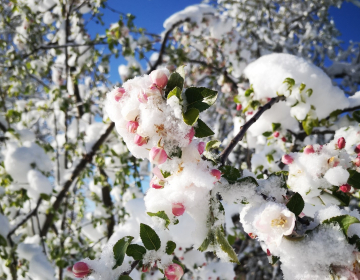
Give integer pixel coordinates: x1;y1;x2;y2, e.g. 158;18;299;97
281;154;293;164
337;137;346;149
72;262;90;278
236;104;242;111
150;69;168;88
134;134;148;146
114;87;126;101
152;166;165;180
149;147;168;165
197;142;205;155
126;121;139;133
172;203;185;216
254;202;296;246
138;89;148;103
164;263;184;280
355;157;360;167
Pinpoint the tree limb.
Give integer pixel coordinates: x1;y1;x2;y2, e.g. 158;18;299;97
219;96;286;165
40;122;115;237
148;18;190;72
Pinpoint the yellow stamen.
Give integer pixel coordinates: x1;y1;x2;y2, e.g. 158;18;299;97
271;217;287;228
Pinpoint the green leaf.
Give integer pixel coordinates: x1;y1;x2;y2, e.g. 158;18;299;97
271;256;280;265
118;276;133;280
353;111;360;123
206;140;221;151
219;166;242;184
272;123;281;132
227;234;236;245
147;211;171;229
322;215;360;236
348;169;360;189
233;95;241;104
306;88;313;97
183;108;200;126
262;131;272;137
302;115;319;135
244;88;253;97
40;193;51;201
237;176;259;186
194;119;214;138
126;244;146;260
330;190;350;206
286;193;304;216
160;170;171;178
198;230;215;252
185;87;218;112
167;86;182;101
0;235;7;246
215;227;239;264
349;235;360;250
283;77;295;86
165;241;176;255
140;223;161;251
113;236;134;269
169;146;182;159
165;72;184;97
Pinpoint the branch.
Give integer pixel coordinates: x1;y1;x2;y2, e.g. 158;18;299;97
7;198;42;242
148;18;190;73
219;96;286;165
121;260;140;276
99;167;115;239
326;105;360;120
40;122;115;237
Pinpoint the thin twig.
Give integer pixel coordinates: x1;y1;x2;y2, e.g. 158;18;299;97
219;96;286;165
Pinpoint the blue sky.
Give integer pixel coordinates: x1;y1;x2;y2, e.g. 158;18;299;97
87;0;360;84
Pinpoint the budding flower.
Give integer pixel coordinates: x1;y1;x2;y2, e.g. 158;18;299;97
211;169;221;181
282;154;294;165
197;142;205;155
281;136;287;142
337;137;346;149
150;177;164;189
355;144;360;154
354;157;360;167
126;121;139;133
172;203;185;216
149;147;168;165
273;131;280;138
72;262;90;278
303;145;315;154
138;89;148;103
185;127;195;144
114;87;126;102
164;263;184;280
134;134;148;146
150;69;168;88
236;104;242;111
339;184;351;193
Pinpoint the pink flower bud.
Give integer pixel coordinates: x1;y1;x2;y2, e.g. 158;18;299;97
281;137;287;142
72;262;90;278
248;233;257;239
339;184;351;193
134;134;148;146
149;147;168;165
236;104;242;111
337;137;346;149
150;177;164;189
197;142;205;155
282;154;294;165
114;87;125;102
211;169;221;181
185;127;195;144
150;69;168;88
164;263;184;280
126;121;139;133
138;89;148;103
266;249;271;256
142;266;150;273
354;157;360;167
304;145;315;154
273;131;279;138
355;144;360;154
172;203;185;216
